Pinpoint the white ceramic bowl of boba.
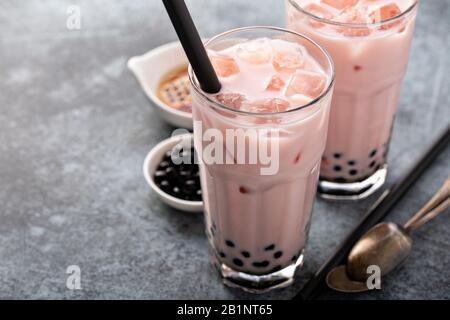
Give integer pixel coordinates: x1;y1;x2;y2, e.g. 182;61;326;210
128;41;193;129
143;134;203;213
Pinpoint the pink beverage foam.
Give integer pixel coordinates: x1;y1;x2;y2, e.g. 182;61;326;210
191;38;332;275
286;0;418;183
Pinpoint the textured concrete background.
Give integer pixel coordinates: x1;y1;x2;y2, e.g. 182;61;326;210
0;0;449;300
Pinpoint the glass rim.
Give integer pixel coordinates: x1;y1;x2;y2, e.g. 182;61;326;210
287;0;419;29
188;26;335;116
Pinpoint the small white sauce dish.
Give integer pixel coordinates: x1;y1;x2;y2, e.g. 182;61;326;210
128;41;193;129
143;133;203;213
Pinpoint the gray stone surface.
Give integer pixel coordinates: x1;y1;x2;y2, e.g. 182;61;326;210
0;0;448;300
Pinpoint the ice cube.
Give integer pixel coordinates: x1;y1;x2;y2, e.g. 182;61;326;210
242;98;290;113
335;6;371;36
288;94;313;108
321;0;359;11
236;39;273;65
272;46;306;73
303;3;334;28
209;54;240;77
286;70;327;98
265;75;286;92
370;3;402;30
338;5;369;23
215;93;245;109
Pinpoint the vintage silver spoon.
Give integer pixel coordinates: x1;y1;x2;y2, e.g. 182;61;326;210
327;175;450;293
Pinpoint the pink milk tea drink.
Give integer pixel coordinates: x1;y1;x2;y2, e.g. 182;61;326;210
189;27;334;292
286;0;419;199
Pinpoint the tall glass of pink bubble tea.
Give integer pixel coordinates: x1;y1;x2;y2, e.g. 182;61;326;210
189;27;334;292
286;0;419;199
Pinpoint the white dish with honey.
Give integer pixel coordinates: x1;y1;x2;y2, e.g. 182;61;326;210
128;41;193;129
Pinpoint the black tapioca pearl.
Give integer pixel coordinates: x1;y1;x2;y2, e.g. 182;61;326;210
274;251;283;259
369;149;377;158
181;192;192;200
264;244;275;251
270;266;282;273
369;160;376;168
252;261;270;268
154;170;166;177
159;180;170;188
154;171;167;184
172;187;181;195
239;186;250;194
155;171;168;179
349;169;358;176
333;165;342;172
225;240;235;248
333;153;342;159
159;161;170;169
186;189;200;201
178;164;190;172
165;167;175;176
233;258;244;267
183;194;195;201
185;179;196;188
179;170;191;177
348;160;356;166
219;252;226;258
241;251;251;258
291;255;297;262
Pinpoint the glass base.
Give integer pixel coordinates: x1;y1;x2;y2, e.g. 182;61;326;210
318;165;388;200
212;250;305;294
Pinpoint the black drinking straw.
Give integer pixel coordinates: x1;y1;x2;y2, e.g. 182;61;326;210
295;123;450;300
162;0;221;94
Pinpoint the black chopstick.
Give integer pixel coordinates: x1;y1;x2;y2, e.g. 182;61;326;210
294;123;450;300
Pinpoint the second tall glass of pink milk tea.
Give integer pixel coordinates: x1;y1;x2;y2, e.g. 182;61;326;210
286;0;419;199
189;27;335;292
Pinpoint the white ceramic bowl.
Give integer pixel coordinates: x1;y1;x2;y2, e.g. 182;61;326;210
128;41;193;129
143;134;203;213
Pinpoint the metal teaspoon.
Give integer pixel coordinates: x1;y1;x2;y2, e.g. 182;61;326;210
326;175;450;293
